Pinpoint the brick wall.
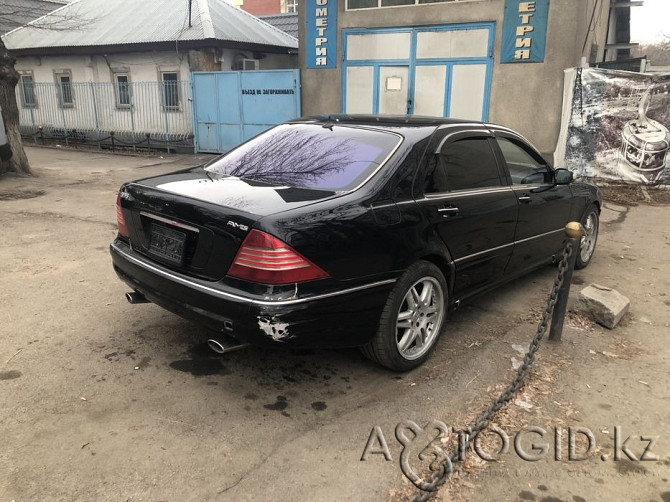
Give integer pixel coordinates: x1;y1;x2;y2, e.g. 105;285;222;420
240;0;282;15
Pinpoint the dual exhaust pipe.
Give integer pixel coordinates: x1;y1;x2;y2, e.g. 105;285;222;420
125;291;249;354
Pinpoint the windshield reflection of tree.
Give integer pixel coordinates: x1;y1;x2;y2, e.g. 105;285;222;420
213;129;359;188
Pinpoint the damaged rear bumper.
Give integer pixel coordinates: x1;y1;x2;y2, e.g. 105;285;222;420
110;239;395;348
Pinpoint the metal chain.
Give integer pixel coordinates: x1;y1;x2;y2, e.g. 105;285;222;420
410;240;574;502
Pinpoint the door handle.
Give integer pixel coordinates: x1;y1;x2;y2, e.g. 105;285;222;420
437;206;460;217
518;194;532;203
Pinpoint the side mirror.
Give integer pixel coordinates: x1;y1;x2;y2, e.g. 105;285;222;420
554;168;573;185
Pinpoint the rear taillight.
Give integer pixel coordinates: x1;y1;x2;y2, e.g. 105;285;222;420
227;229;329;285
116;192;130;238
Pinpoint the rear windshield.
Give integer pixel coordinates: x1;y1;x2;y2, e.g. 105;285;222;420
204;123;402;191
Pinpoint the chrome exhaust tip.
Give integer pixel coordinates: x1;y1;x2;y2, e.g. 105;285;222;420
207;339;227;354
207;337;250;354
125;291;149;304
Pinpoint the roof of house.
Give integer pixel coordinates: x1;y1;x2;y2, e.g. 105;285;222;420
259;13;298;39
2;0;298;54
0;0;68;35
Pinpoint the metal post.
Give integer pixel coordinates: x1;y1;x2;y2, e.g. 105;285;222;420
55;83;69;146
90;82;100;147
129;82;137;152
28;101;36;143
548;222;584;342
162;81;171;153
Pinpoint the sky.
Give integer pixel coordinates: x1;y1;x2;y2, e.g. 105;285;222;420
630;0;670;44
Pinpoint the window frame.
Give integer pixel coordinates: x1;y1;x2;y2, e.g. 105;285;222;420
54;70;74;108
18;71;37;109
113;72;132;109
419;129;506;196
346;0;470;10
284;0;298;13
491;132;554;186
160;71;181;112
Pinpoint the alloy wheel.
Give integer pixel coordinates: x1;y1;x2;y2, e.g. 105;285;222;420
395;277;445;360
580;212;598;263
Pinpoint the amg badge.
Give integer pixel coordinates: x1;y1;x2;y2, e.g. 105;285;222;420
227;220;249;232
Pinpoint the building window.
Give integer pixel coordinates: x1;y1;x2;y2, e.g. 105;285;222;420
161;72;180;111
114;73;131;108
19;73;37;108
55;71;74;107
347;0;455;9
286;0;298;13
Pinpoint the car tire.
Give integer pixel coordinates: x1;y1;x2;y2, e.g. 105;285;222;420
575;204;599;269
361;261;448;371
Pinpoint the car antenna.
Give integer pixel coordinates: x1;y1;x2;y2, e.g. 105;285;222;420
322;115;338;130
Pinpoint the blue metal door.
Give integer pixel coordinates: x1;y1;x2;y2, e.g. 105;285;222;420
192;70;301;153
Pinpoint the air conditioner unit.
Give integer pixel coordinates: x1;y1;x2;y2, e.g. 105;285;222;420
242;59;259;71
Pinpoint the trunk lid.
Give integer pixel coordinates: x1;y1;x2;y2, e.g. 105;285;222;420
120;167;335;281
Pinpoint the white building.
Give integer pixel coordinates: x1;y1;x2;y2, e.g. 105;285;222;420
2;0;298;149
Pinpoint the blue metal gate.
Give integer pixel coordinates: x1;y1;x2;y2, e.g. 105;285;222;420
192;70;301;153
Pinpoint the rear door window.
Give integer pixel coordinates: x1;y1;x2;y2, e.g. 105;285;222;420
204;124;402;191
440;137;502;191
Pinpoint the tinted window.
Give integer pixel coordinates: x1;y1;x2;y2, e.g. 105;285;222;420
497;137;552;184
204;124;401;191
423;154;448;193
440;138;501;191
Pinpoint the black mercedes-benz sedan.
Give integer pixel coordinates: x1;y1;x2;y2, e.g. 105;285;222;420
110;115;601;371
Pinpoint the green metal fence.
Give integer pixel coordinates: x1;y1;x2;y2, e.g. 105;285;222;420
16;81;194;150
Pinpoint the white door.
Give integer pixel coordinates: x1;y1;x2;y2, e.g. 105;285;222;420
378;66;409;115
414;65;447;117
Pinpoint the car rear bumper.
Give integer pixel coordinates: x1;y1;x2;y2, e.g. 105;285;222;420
110;239;395;348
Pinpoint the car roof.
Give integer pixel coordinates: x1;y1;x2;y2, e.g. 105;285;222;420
291;114;475;126
289;114;517;133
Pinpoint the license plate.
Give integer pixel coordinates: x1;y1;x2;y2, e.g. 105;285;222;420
149;224;186;265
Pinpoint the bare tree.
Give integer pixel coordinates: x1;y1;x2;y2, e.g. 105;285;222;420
1;3;85;34
634;40;670;66
0;2;87;177
0;35;30;176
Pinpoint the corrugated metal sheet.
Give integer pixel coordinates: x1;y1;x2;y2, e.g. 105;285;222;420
2;0;297;50
0;0;67;35
259;13;298;39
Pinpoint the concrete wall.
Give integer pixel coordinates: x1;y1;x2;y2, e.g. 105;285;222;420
14;49;296;138
15;51;190;85
299;0;612;154
15;49;295;83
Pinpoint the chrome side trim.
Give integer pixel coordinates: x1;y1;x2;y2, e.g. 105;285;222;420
420;186;513;201
453;242;514;264
112;242;396;307
514;228;564;245
453;228;565;264
140;211;200;233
